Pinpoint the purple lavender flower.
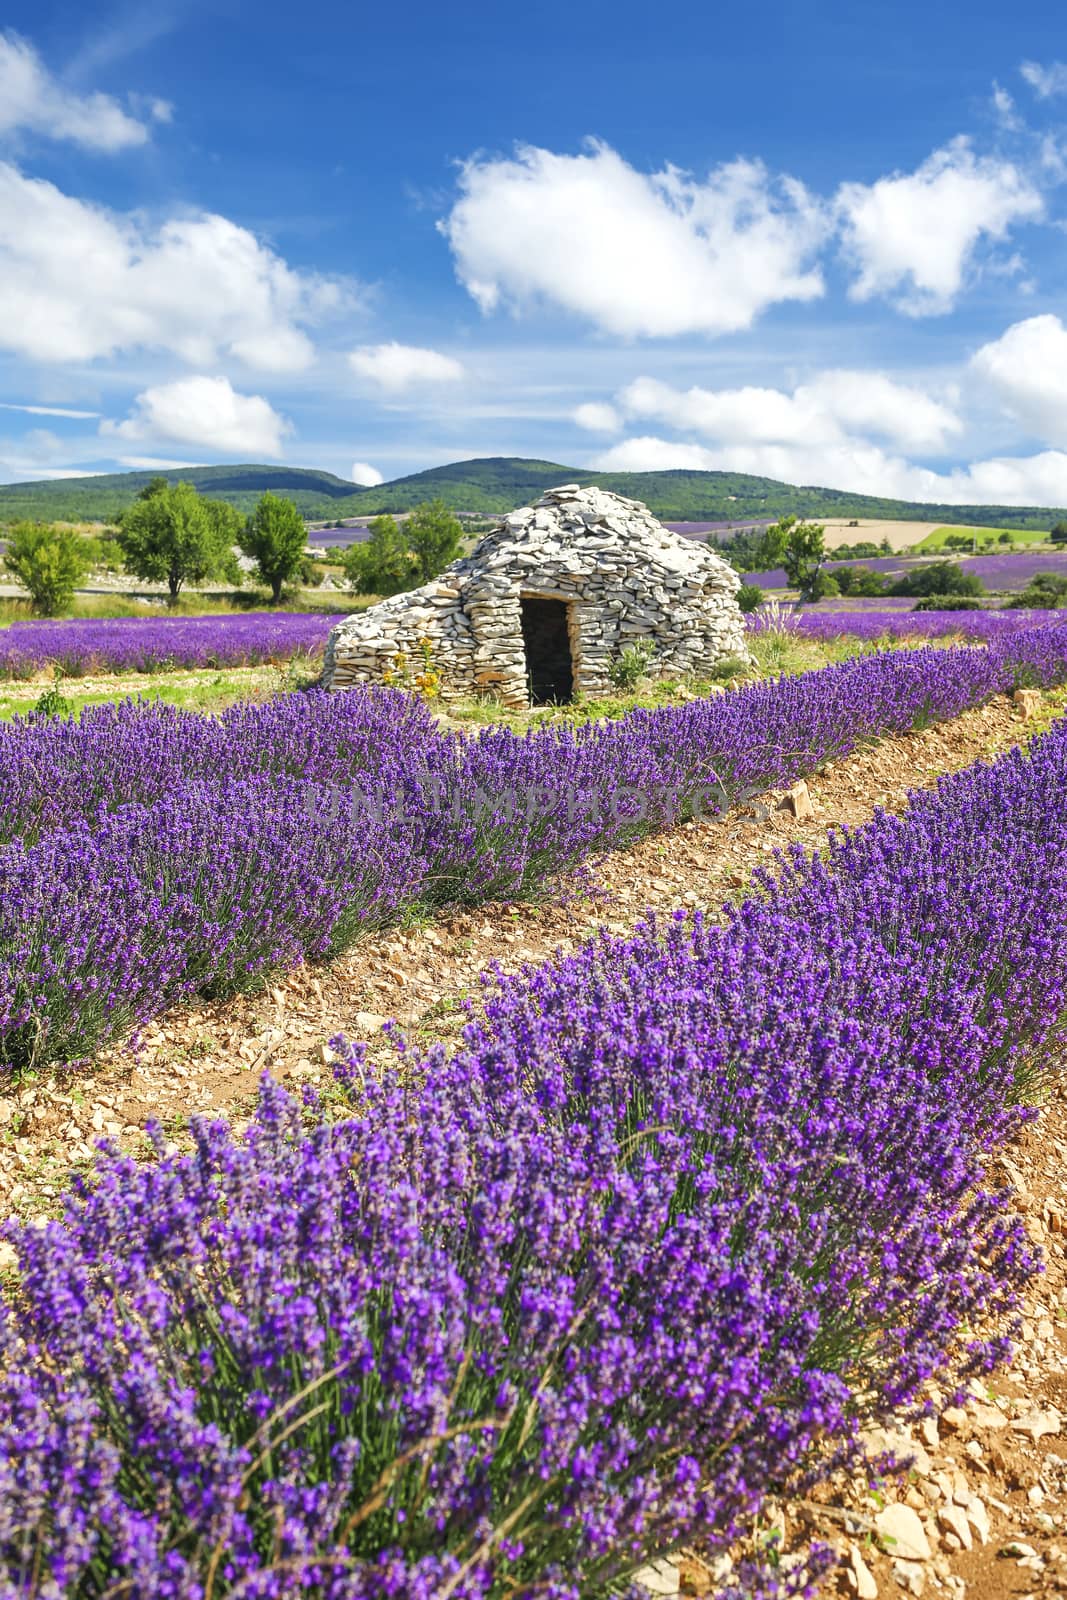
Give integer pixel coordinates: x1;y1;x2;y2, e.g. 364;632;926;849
0;612;337;680
4;707;1064;1596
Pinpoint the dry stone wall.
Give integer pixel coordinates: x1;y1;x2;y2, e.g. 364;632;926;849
322;484;749;706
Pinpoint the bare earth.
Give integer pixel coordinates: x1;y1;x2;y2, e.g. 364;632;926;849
821;518;942;552
1;689;1065;1600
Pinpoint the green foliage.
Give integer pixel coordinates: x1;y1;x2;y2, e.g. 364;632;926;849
891;561;985;598
1051;522;1067;545
748;520;788;571
3;522;90;615
912;596;984;612
834;564;888;597
239;491;308;603
759;515;827;602
831;540;885;560
814;571;841;599
404;498;464;582
1007;572;1067;610
608;638;656;690
344;515;416;596
344;501;463;595
31;669;72;718
736;581;764;613
118;481;240;602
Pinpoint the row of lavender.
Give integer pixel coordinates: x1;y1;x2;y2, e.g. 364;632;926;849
4;624;1067;1074
0;612;338;678
5;705;1066;1597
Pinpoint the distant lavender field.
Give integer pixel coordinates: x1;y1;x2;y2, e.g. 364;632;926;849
0;612;338;679
959;550;1067;590
746;554;909;588
748;549;1067;593
749;608;1054;643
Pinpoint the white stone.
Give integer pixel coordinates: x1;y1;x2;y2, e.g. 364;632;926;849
876;1503;932;1561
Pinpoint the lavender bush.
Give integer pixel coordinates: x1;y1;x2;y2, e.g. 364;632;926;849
3;626;1067;1072
4;710;1066;1597
0;613;337;680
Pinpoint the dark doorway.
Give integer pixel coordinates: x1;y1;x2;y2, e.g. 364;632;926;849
520;597;574;704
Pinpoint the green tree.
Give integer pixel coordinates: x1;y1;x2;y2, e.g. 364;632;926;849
405;499;464;582
1051;521;1067;545
118;481;236;603
835;564;887;597
137;475;170;502
735;581;764;613
748;519;789;572
4;522;90;615
240;491;307;603
778;517;826;602
891;561;985;598
344;515;417;597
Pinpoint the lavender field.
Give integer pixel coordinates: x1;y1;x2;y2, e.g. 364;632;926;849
958;548;1067;589
3;623;1067;1599
748;548;1067;592
0;612;339;678
749;606;1057;642
4;646;1067;1596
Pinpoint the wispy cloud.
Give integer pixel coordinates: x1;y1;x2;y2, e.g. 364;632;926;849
0;400;100;418
0;31;152;151
1021;60;1067;99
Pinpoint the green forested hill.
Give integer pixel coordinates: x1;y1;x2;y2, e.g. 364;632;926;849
0;456;1062;530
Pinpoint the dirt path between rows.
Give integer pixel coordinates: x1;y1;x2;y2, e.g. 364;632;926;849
1;688;1064;1600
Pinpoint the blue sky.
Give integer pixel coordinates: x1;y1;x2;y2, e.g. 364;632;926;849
2;0;1067;503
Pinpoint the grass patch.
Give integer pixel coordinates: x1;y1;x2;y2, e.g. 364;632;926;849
914;525;1054;554
0;588;369;627
0;663;315;721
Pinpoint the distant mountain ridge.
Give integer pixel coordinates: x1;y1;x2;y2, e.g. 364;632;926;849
0;456;1062;530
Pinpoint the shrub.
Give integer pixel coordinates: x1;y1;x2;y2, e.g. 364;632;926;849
891;561;985;599
912;596;983;612
608;637;656;689
736;581;764;613
3;522;89;616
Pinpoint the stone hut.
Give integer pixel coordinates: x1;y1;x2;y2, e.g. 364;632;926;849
322;484;748;707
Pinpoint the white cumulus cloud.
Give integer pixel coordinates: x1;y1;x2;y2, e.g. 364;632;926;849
1021;60;1067;99
441;140;828;337
593;434;1067;507
101;377;291;457
836;138;1043;314
617;369;961;454
0;32;151;151
350;461;384;486
971;315;1067;446
573;401;621;432
0;163;356;369
348;342;465;391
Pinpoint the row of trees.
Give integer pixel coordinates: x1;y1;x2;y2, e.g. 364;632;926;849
3;481;469;617
3;480;310;615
